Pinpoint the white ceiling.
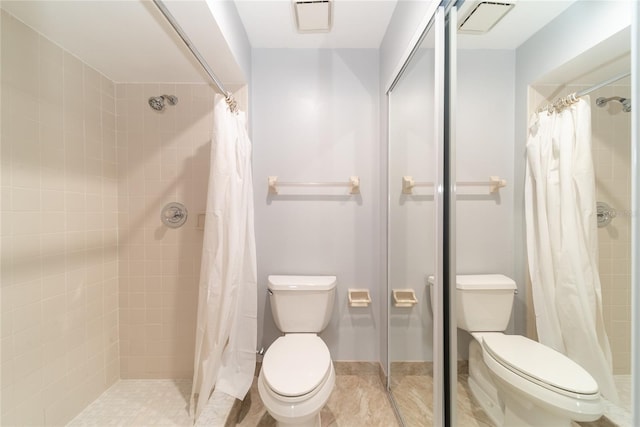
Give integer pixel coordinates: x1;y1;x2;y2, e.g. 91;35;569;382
1;0;583;84
234;0;577;50
234;0;398;49
457;0;576;50
0;0;244;84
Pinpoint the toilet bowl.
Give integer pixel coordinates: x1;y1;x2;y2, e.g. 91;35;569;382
430;274;604;426
258;334;335;427
258;275;337;427
472;332;603;426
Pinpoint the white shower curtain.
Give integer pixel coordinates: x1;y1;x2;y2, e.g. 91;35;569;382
190;94;257;420
524;97;618;402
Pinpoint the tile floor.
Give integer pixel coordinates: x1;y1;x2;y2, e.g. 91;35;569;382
389;366;631;427
234;364;398;426
66;366;398;427
66;370;632;427
389;363;493;427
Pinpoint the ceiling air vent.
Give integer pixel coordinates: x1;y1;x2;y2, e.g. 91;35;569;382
458;1;515;34
293;0;332;33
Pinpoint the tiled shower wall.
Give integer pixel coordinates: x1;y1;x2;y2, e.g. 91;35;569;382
588;83;632;374
556;82;631;375
530;82;632;374
1;11;119;425
115;83;213;378
1;10;217;424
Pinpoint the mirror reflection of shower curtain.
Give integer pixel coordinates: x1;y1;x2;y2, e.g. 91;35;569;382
190;94;257;420
524;97;619;402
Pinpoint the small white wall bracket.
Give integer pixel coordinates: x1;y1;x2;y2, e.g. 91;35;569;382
196;213;206;230
348;289;371;307
349;176;360;194
488;176;507;193
402;176;415;194
268;176;279;194
392;289;418;307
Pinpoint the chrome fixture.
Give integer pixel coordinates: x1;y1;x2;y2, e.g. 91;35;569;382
148;94;178;111
161;202;188;228
596;96;632;112
538;71;631;114
596;201;616;228
151;0;238;112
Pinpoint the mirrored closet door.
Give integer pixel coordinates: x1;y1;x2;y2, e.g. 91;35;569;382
452;1;636;426
387;6;445;427
388;1;638;426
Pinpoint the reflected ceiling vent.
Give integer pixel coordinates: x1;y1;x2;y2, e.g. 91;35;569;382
458;1;515;34
293;0;332;33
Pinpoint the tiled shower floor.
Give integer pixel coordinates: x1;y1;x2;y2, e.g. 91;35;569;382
604;375;632;427
66;380;234;427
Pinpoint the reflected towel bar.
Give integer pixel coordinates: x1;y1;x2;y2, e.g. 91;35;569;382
402;176;507;195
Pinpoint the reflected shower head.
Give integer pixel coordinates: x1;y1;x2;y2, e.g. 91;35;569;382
621;98;632;113
148;94;178;111
596;96;631;113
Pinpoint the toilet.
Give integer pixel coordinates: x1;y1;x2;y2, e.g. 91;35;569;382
258;275;337;427
432;274;604;426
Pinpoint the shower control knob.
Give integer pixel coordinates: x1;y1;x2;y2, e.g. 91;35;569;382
596;201;616;228
161;202;188;228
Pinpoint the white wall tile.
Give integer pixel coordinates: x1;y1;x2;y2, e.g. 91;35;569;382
116;82;213;378
534;81;632;374
1;11;119;425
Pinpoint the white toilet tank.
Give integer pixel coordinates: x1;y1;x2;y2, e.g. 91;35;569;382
268;275;337;333
456;274;516;332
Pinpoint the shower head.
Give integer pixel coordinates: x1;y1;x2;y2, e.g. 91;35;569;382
148;94;178;111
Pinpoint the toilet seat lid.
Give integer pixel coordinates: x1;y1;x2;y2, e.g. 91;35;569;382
481;334;599;396
262;334;331;397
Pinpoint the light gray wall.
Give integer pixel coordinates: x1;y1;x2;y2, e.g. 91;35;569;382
379;0;438;374
386;48;517;362
456;49;516;354
205;0;252;85
251;49;381;361
456;50;515;277
247;0;442;369
388;47;437;363
513;0;632;335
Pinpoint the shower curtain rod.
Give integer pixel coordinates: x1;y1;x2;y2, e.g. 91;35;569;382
538;71;631;114
152;0;238;112
576;71;631;97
